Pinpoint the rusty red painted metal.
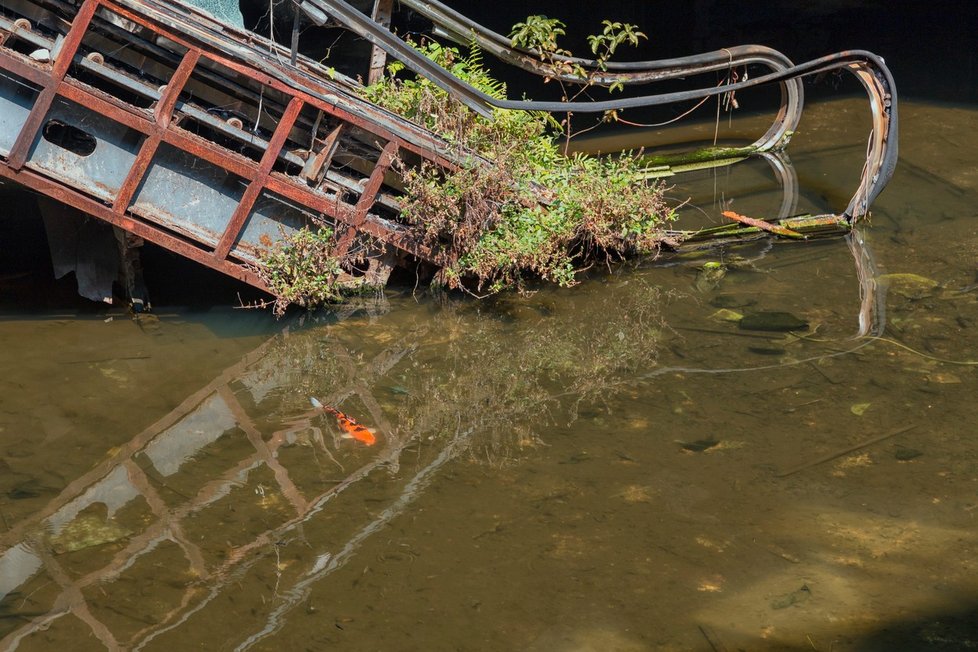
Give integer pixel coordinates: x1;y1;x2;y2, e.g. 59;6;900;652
214;96;305;261
0;0;461;297
113;50;202;214
0;0;897;305
7;0;98;170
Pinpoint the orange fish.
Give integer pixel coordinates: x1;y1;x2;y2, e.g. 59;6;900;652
310;397;376;446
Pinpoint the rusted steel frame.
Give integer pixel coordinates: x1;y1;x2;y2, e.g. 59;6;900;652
265;173;352;222
334;139;398;257
44;79;418;261
5;0;473;278
263;170;437;263
154;50;202;126
28;68;444;267
49;45;420;208
214;96;305;260
6;0;98;169
55;81;153;135
113;49;201;214
100;1;275;84
19;0;455;167
264;169;438;263
100;0;456;170
353;140;399;226
58;79;425;225
54;80;256;181
0;163;269;289
367;0;393;85
0;49;50;86
73;90;423;259
1;11;308;172
40;58;435;260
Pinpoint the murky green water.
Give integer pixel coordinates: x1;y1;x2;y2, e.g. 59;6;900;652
2;97;978;651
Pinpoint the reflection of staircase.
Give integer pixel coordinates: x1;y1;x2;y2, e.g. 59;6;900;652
0;325;450;649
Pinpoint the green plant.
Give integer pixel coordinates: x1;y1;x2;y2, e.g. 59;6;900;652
362;37;677;296
510;16;647;142
255;226;344;317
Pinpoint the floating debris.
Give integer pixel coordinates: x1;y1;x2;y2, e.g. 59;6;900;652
850;402;872;416
721;210;805;239
709;308;744;323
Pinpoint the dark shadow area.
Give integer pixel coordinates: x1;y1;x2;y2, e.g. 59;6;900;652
848;605;978;651
437;0;977;105
0;184;263;312
240;1;973;146
0;185;91;311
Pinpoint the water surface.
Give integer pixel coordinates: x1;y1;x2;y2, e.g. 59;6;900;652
1;97;978;651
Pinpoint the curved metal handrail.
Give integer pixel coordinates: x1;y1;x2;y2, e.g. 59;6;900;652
399;0;803;151
298;0;897;220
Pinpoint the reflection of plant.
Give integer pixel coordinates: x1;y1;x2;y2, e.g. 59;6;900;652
363;40;676;296
255;227;343;317
264;277;663;465
391;279;664;464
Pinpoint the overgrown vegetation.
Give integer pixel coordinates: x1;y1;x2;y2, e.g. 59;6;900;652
509;16;646;143
258;16;678;310
362;20;677;294
255;226;343;317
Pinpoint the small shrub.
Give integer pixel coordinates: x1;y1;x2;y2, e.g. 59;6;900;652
363;38;677;295
255;226;343;317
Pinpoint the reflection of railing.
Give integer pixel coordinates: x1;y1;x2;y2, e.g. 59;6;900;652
0;280;669;648
0;325;432;649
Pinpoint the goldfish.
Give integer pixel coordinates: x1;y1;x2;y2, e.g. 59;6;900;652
310;397;377;446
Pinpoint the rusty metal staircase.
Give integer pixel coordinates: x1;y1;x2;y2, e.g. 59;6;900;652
0;0;898;304
0;0;458;295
